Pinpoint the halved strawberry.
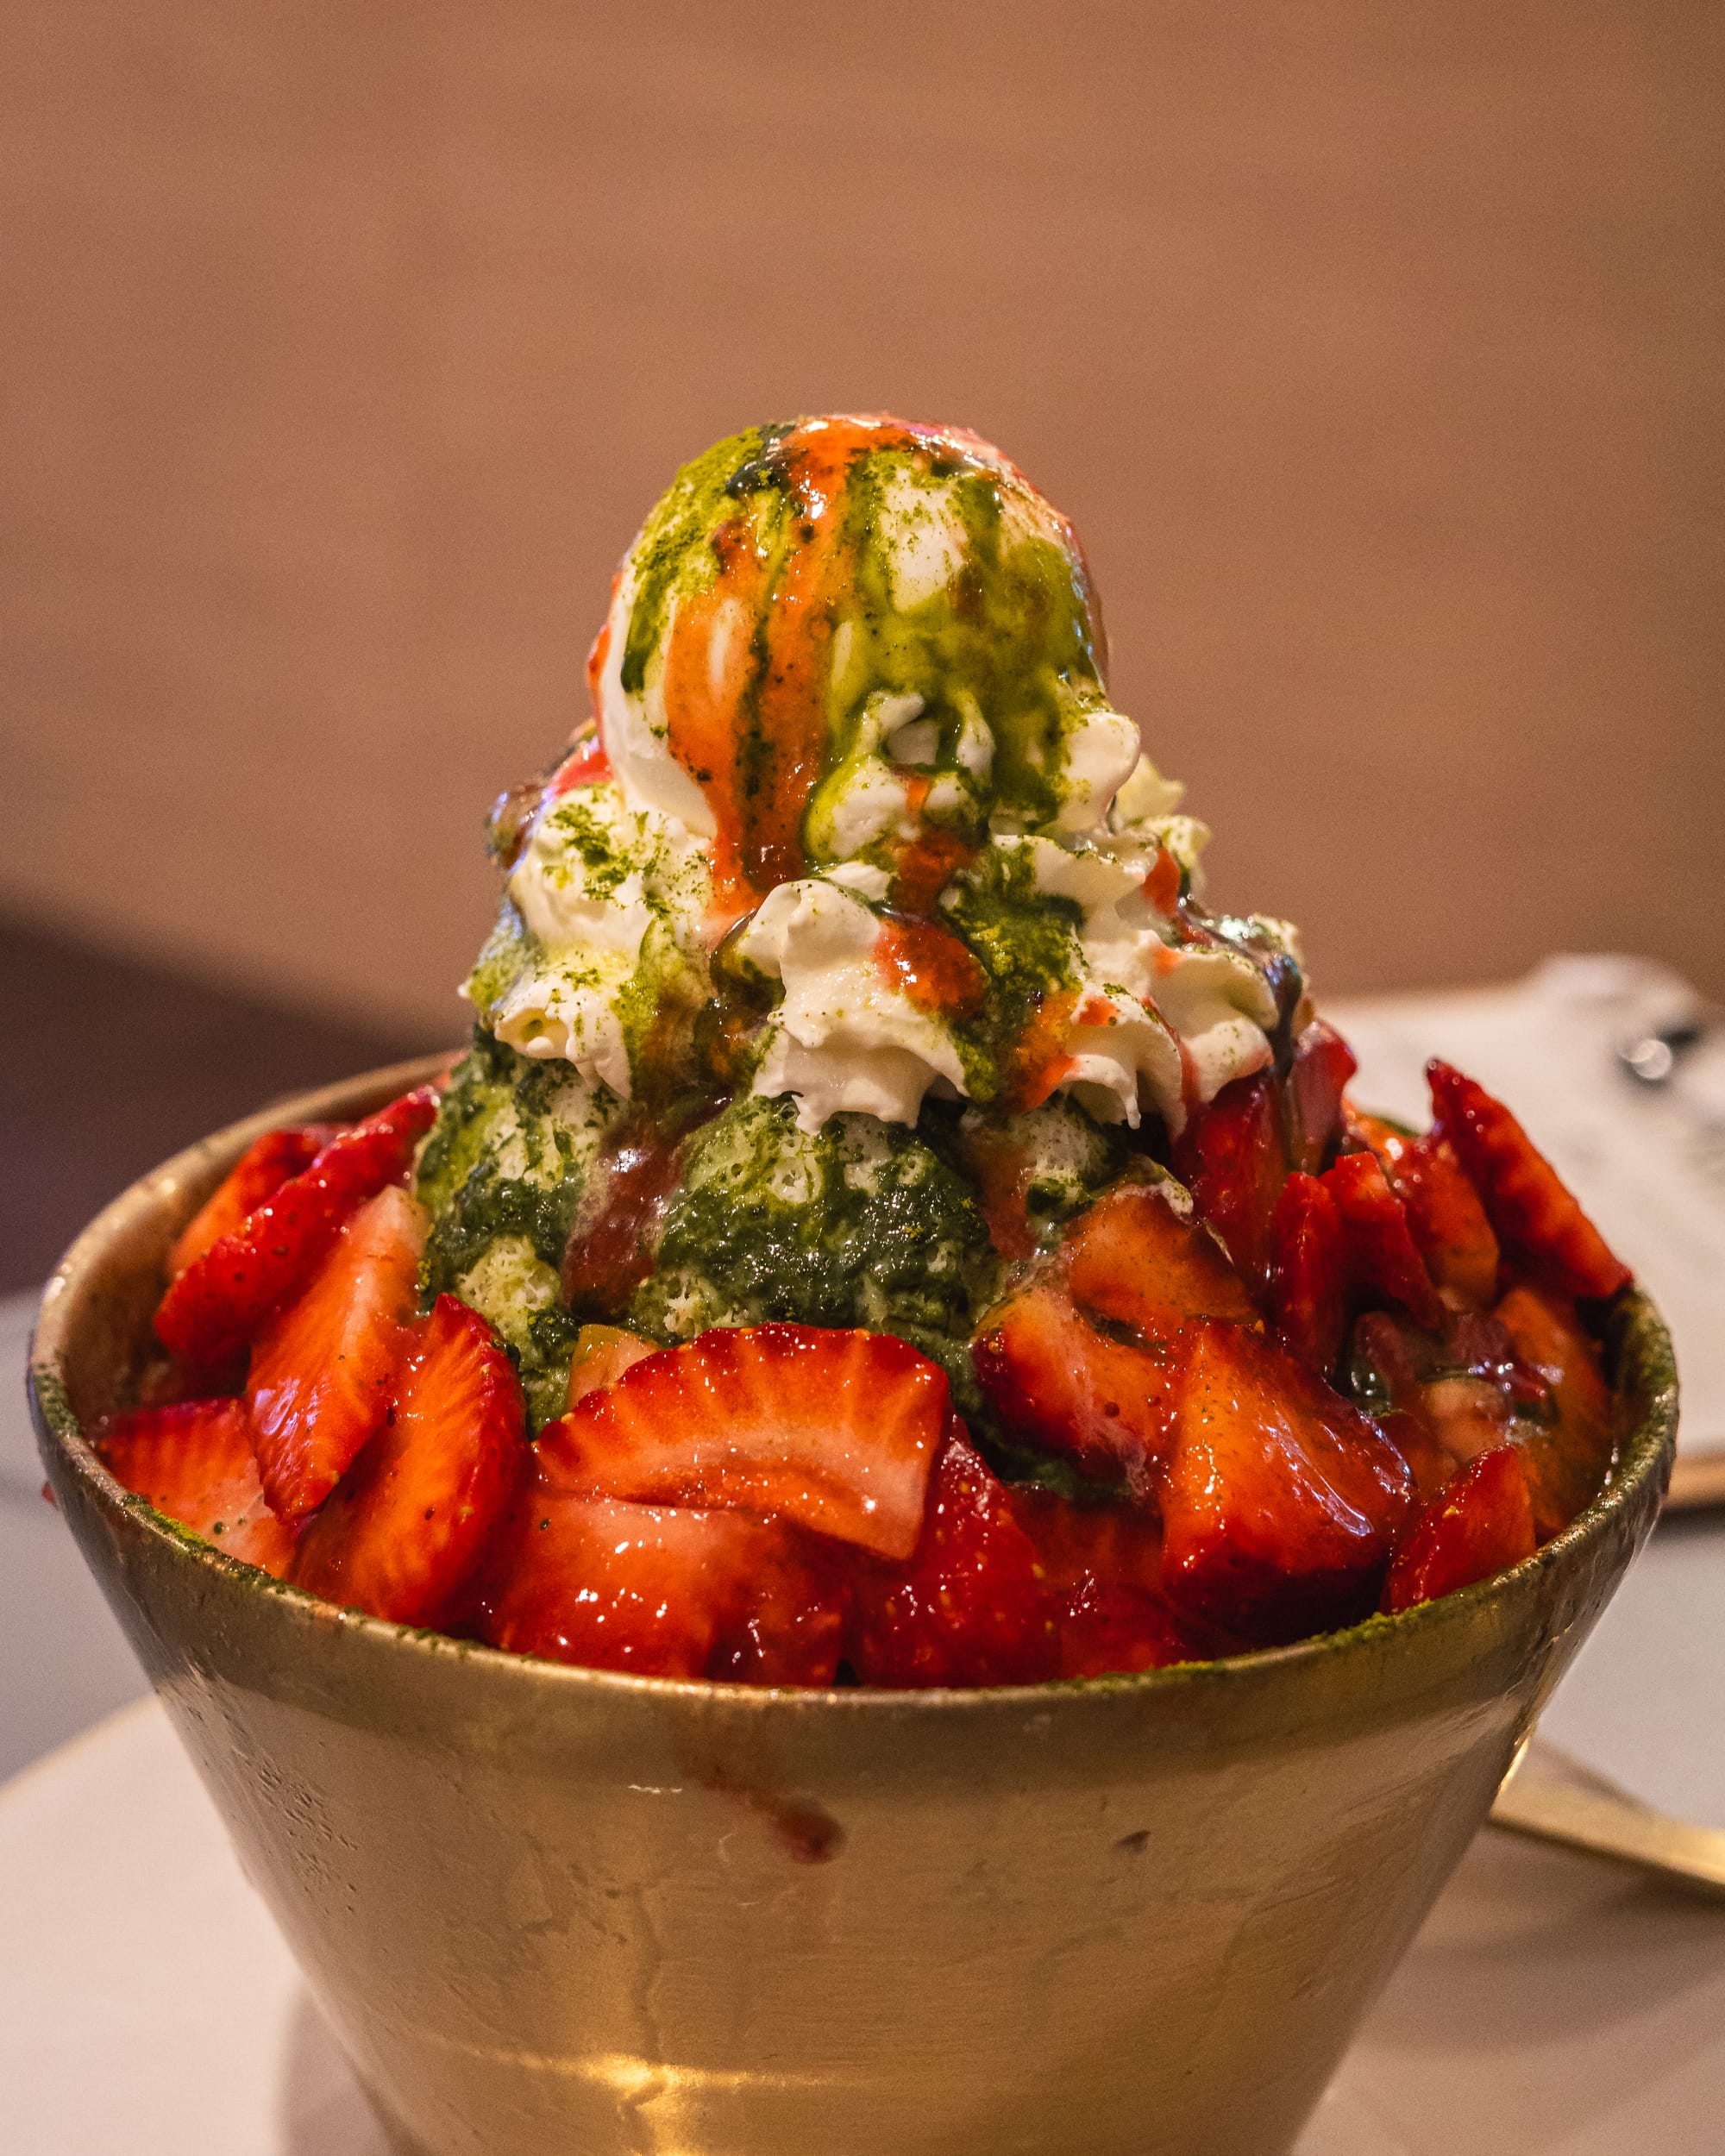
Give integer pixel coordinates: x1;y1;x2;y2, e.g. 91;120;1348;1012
1063;1182;1257;1338
1380;1445;1535;1614
971;1282;1180;1496
1287;1020;1358;1175
155;1087;439;1369
97;1397;295;1576
1171;1069;1289;1298
246;1186;428;1522
1270;1171;1347;1373
847;1430;1056;1688
1427;1061;1629;1300
536;1324;947;1561
1494;1282;1618;1539
481;1482;840;1683
292;1294;526;1625
1320;1152;1445;1329
1351;1113;1500;1308
166;1125;333;1279
1161;1321;1414;1640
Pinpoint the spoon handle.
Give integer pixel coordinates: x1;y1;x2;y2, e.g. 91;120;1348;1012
1490;1755;1725;1901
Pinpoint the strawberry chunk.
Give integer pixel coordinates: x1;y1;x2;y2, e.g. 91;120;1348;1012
246;1187;429;1523
1381;1445;1536;1614
1320;1151;1445;1329
710;1536;850;1688
97;1397;295;1576
1052;1582;1208;1678
1270;1172;1347;1373
1494;1282;1618;1539
481;1484;842;1683
1162;1321;1414;1640
1352;1114;1500;1309
1287;1019;1358;1175
1171;1069;1289;1298
848;1432;1056;1688
1427;1062;1629;1300
537;1325;947;1561
166;1125;333;1280
1013;1488;1220;1677
155;1087;438;1369
971;1282;1180;1496
292;1294;526;1625
1063;1182;1257;1338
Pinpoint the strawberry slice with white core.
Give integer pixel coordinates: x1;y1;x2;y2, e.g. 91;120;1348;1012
536;1324;947;1561
247;1186;428;1522
154;1087;438;1369
97;1397;296;1577
292;1294;526;1625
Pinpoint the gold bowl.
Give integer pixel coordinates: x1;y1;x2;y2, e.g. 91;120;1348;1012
28;1059;1678;2156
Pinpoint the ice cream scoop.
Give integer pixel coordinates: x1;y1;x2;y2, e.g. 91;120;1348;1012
590;413;1138;909
471;415;1295;1138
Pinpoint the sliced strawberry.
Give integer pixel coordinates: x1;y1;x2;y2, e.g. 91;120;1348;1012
1287;1020;1358;1175
1171;1069;1289;1299
1351;1306;1527;1480
1381;1445;1535;1614
292;1294;526;1625
1161;1321;1414;1641
566;1323;657;1409
246;1186;428;1523
1063;1182;1257;1338
166;1125;333;1280
481;1482;839;1683
1374;1407;1457;1508
1011;1485;1167;1598
848;1431;1056;1688
155;1087;439;1369
1051;1581;1208;1677
1352;1113;1500;1309
537;1324;946;1561
709;1534;850;1687
971;1282;1180;1496
97;1397;295;1577
1494;1282;1619;1539
1011;1487;1218;1677
1270;1172;1347;1373
1320;1151;1445;1329
1427;1061;1629;1300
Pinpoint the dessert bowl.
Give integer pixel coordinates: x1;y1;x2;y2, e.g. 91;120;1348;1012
30;1057;1677;2156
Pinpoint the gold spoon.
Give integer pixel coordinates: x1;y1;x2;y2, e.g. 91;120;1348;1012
1490;1738;1725;1901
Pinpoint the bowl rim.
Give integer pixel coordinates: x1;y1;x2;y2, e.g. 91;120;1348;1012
28;1053;1679;1720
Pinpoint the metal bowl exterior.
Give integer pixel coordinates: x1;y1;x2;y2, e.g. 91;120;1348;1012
29;1060;1678;2156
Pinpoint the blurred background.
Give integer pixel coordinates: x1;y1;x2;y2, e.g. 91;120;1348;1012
2;0;1721;1288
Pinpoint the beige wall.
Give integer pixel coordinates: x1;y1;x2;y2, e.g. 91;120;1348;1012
3;1;1721;1034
